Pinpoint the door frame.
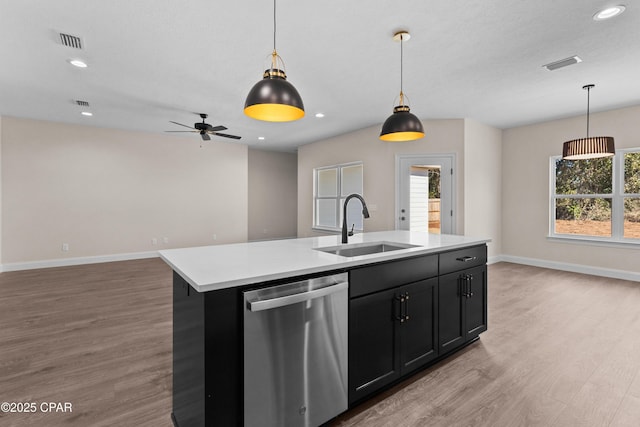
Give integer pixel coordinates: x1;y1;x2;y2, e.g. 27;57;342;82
395;153;457;233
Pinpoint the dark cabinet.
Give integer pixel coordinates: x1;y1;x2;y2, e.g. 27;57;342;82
348;254;439;404
399;278;439;373
349;287;399;403
438;245;487;354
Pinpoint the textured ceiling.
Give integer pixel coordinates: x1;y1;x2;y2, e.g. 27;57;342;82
0;0;639;151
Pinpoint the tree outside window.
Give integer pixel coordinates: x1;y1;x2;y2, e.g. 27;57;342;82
551;150;640;241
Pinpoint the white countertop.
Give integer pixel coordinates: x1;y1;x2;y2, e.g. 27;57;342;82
159;230;489;292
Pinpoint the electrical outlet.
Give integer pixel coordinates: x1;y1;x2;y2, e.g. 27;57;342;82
152;238;158;245
163;237;169;244
213;234;217;241
62;243;69;252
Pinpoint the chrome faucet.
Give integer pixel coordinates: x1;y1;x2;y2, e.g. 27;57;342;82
342;194;370;244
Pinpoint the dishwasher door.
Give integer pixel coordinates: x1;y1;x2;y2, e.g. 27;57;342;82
243;273;348;427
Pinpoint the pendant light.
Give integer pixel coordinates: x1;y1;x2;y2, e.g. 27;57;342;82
562;84;614;160
380;31;424;142
244;0;304;122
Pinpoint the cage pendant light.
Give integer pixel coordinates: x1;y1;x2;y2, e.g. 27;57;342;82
380;31;424;142
244;0;304;122
562;84;614;160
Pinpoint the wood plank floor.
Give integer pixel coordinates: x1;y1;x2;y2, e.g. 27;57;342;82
1;260;639;426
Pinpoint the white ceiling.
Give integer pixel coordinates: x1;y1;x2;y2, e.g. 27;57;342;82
1;0;639;152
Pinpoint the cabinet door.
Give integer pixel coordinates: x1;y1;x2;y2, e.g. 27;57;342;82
349;288;400;404
464;265;487;338
438;271;465;352
399;278;438;375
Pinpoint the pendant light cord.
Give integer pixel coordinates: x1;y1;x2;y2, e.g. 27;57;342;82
273;0;277;52
270;0;278;70
586;85;590;138
399;35;404;105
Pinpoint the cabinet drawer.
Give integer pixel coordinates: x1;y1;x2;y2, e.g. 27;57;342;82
439;245;487;275
350;254;438;298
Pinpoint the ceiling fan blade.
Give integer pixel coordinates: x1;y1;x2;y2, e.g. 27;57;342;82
209;125;227;132
201;133;211;141
165;130;197;133
169;121;196;130
213;132;242;140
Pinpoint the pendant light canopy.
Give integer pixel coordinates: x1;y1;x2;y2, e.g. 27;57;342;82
380;31;424;142
244;0;304;122
562;84;614;160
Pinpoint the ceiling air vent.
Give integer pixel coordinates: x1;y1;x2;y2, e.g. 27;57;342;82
59;32;83;49
75;100;90;107
542;56;582;71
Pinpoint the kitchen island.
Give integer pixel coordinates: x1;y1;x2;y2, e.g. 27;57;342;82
160;230;489;427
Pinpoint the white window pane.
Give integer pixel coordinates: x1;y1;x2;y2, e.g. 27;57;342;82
624;198;640;238
555;197;611;237
316;199;337;228
317;169;338;197
624;153;640;194
341;164;363;196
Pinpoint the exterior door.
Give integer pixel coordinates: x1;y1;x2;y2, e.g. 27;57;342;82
397;155;455;234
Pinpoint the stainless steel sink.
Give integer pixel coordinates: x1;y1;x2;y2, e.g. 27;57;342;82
314;241;419;257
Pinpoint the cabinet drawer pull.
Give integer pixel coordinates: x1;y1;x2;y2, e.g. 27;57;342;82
456;256;477;262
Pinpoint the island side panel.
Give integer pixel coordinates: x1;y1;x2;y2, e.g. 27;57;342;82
172;272;243;427
172;272;206;427
204;286;242;425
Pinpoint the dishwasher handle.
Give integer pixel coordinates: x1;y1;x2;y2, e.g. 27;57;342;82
248;281;348;312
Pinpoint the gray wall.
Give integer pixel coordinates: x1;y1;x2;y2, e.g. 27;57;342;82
248;148;297;241
1;116;248;268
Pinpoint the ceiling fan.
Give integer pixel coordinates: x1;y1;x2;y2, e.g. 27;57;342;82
166;113;241;141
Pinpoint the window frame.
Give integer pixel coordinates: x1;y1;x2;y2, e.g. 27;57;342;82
549;148;640;246
313;161;364;233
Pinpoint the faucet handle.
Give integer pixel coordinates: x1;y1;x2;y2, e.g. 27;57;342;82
348;224;355;237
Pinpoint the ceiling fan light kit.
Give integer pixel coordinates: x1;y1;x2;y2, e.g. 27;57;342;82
244;0;304;122
380;31;425;142
562;84;615;160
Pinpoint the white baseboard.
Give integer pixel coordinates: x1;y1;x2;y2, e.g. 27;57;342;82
1;251;160;272
496;254;640;282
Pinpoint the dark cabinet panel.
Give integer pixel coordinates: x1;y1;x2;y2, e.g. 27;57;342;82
464;265;487;337
349;277;439;404
399;278;439;375
350;254;438;298
438;265;487;353
438;271;465;352
349;287;400;403
439;245;487;276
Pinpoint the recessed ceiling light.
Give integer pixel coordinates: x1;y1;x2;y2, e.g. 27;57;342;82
258;136;265;140
593;5;626;21
81;111;93;116
69;59;88;68
315;113;325;118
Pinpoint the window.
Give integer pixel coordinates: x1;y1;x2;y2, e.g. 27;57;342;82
550;148;640;243
313;162;364;232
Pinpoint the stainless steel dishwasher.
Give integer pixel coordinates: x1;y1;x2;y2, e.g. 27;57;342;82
243;272;348;427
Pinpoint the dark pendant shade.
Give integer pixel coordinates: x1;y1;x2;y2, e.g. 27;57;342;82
562;136;615;160
380;105;425;142
244;68;304;122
